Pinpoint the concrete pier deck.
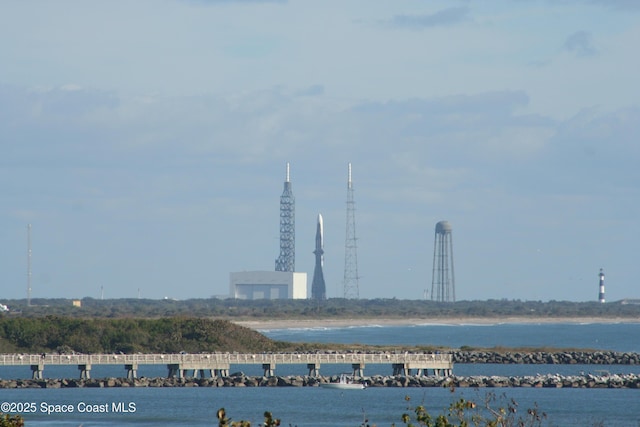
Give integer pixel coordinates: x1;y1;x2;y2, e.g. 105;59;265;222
0;352;453;379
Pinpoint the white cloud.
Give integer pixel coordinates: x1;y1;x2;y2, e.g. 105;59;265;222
564;31;597;56
386;7;470;29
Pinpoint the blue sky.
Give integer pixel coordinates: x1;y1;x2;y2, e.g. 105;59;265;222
1;0;639;301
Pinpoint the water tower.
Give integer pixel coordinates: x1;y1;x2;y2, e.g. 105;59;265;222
431;220;455;302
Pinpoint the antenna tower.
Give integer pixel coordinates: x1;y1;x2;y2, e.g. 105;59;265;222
275;162;295;272
431;221;455;302
343;163;360;299
27;224;32;306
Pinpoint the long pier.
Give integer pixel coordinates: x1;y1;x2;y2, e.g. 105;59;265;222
0;352;453;380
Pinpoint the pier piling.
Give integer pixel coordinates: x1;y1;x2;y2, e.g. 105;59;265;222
125;363;138;379
78;364;91;379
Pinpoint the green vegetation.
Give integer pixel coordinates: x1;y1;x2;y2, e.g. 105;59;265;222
0;414;24;427
215;394;548;427
2;297;639;320
0;315;448;354
396;394;546;427
0;316;289;354
217;408;280;427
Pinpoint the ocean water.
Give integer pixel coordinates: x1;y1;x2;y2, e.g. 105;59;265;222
260;321;640;352
1;322;639;426
3;386;639;427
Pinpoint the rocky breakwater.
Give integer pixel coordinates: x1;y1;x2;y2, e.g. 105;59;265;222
365;373;640;388
2;373;640;389
0;374;325;389
453;350;640;365
444;373;640;389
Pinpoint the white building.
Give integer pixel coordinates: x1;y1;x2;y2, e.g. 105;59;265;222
229;271;307;300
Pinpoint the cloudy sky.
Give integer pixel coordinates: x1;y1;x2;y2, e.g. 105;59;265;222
1;0;639;302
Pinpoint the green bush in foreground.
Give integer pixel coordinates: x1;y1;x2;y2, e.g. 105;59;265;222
217;408;280;427
215;393;547;427
396;394;546;427
0;413;24;427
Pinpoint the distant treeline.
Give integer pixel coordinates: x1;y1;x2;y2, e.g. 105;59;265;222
0;316;289;354
1;297;639;320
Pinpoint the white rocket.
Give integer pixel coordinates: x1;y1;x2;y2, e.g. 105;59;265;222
315;214;324;266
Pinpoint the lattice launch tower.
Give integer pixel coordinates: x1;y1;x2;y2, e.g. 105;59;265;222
342;163;360;299
27;223;32;306
275;163;295;272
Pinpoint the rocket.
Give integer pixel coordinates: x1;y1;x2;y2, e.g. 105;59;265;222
311;214;326;300
315;214;324;266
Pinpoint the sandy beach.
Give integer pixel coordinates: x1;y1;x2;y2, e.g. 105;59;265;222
234;316;639;330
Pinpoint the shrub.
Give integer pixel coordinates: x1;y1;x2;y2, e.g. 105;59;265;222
0;413;25;427
396;393;546;427
215;393;547;427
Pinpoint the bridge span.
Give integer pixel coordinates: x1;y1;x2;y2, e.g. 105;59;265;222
0;352;453;380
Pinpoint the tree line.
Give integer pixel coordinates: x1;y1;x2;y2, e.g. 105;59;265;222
1;297;638;320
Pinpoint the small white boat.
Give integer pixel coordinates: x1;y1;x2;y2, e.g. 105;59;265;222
320;374;366;390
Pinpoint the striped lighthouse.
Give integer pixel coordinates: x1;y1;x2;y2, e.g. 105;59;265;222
598;268;605;303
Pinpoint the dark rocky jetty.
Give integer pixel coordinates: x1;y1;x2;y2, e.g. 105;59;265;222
453;350;640;365
2;372;640;389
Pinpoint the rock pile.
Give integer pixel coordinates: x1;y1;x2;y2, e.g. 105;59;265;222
453;351;640;365
2;373;640;389
363;373;640;388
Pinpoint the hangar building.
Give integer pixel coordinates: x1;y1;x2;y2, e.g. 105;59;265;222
229;271;307;300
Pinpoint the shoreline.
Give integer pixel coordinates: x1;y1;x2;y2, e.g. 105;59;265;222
234;316;640;331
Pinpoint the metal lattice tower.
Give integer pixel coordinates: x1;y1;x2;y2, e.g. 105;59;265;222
275;163;295;272
27;224;32;306
431;221;455;302
343;163;360;299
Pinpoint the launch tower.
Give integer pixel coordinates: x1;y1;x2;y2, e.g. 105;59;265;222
27;224;32;306
342;163;360;299
431;220;455;302
275;163;295;272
